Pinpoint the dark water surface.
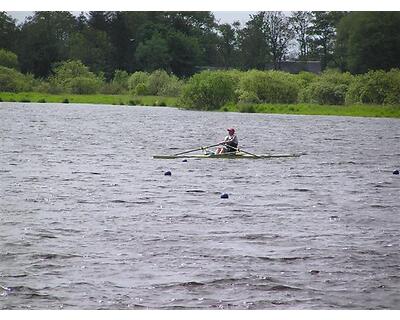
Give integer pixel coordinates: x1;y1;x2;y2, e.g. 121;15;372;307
1;103;399;309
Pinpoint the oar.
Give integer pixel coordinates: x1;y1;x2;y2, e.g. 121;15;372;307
173;143;222;156
229;145;260;158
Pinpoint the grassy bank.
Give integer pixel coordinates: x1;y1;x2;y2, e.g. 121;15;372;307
222;103;400;118
0;92;179;107
1;92;399;118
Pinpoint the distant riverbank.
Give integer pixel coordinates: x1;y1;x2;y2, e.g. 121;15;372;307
1;92;399;118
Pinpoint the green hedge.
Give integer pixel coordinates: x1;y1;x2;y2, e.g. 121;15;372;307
180;70;236;110
0;66;33;92
300;70;354;105
346;69;400;105
239;70;300;104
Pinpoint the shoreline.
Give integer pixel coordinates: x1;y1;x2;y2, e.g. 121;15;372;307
1;92;399;118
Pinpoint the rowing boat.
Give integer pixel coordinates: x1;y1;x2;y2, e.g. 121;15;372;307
153;152;303;159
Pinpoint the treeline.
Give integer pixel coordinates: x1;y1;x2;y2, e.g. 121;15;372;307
180;69;400;109
1;11;400;79
1;56;399;108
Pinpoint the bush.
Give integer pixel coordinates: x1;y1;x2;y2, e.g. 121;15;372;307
134;83;148;95
236;90;261;105
128;71;149;93
100;82;125;94
346;69;400;105
147;70;170;95
112;70;129;90
49;60;103;94
0;66;30;92
69;77;102;94
158;75;183;97
300;70;354;105
295;71;317;88
180;71;236;110
239;70;300;104
0;49;19;69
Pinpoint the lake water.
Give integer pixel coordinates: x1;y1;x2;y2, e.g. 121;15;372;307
1;103;399;309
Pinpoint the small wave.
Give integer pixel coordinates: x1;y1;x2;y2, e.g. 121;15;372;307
256;256;309;262
289;188;311;192
270;284;302;291
0;274;28;278
31;253;80;260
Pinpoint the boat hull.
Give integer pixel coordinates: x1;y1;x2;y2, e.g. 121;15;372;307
153;152;303;159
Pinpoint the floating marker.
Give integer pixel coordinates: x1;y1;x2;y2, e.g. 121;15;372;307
393;170;399;175
182;159;188;162
164;171;172;176
309;270;320;275
220;193;229;199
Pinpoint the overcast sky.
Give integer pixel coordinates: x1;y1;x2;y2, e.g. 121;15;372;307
8;11;255;25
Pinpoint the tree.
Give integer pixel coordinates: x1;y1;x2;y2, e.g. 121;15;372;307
0;12;18;51
167;31;201;77
263;11;295;70
308;11;347;70
17;11;78;77
217;23;238;68
335;12;400;74
289;11;313;59
0;48;19;69
68;27;113;77
135;32;171;72
237;12;269;70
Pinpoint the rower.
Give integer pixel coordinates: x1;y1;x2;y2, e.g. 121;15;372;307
216;128;238;154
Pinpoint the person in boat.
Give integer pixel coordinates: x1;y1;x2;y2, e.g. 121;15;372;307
216;128;238;154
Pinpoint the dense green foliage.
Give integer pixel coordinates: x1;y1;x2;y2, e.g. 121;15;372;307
0;66;33;92
1;11;400;116
181;71;236;110
300;70;353;105
48;60;103;94
336;12;400;74
0;49;19;69
239;70;299;104
346;69;400;105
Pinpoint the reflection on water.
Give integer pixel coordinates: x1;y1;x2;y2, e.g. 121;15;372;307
0;103;399;309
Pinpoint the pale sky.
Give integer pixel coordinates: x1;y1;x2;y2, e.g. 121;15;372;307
8;11;255;25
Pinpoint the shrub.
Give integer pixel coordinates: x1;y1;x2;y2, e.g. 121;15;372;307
0;66;30;92
62;98;69;103
50;60;103;94
180;71;236;110
112;70;129;90
236;90;261;105
300;70;354;105
239;70;300;104
69;77;102;94
0;49;19;69
100;82;125;94
158;75;184;97
134;83;148;95
346;69;400;105
37;98;46;103
147;70;170;95
128;71;149;93
295;71;317;88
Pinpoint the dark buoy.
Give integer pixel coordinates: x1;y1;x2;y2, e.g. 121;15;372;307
182;159;188;162
393;170;399;175
164;171;172;176
310;270;320;275
220;193;229;199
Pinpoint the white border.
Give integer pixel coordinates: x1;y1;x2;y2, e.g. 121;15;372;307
1;310;400;320
1;0;400;11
